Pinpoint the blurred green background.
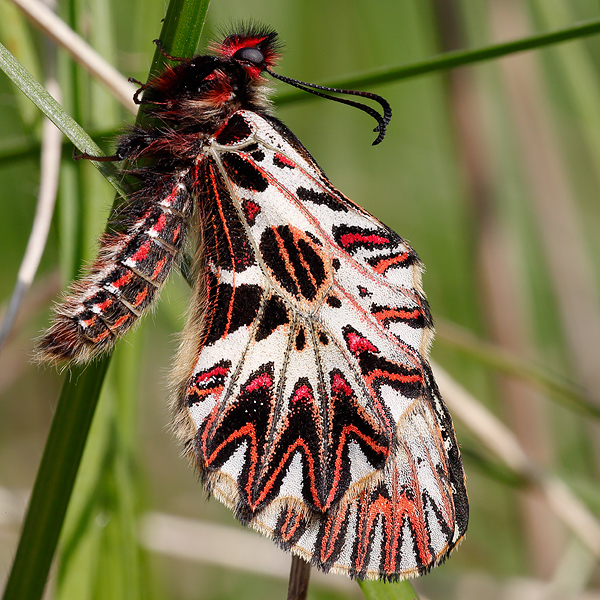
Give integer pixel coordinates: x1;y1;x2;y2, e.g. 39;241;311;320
2;0;600;599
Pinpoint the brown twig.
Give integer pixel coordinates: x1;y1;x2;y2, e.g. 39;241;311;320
287;555;311;600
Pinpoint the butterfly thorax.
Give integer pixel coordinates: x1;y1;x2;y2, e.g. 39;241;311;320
137;57;274;131
111;30;281;164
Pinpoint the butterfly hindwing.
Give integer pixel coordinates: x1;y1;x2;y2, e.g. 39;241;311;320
172;110;467;579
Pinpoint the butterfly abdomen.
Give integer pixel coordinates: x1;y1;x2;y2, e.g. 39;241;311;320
37;173;193;364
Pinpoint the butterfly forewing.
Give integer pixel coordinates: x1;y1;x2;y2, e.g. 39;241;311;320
172;110;467;579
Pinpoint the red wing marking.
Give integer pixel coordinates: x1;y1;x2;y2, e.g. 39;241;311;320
339;232;390;248
371;252;415;275
346;331;379;354
242;198;261;224
212;162;239;338
274;152;296;168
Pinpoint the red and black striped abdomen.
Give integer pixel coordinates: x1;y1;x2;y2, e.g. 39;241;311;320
37;172;193;364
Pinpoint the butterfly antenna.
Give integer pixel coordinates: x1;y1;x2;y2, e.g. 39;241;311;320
266;68;392;145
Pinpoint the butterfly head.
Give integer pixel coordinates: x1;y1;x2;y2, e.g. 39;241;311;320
134;27;281;128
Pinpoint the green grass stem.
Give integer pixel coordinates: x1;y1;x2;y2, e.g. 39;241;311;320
436;319;600;420
0;1;210;598
276;16;600;104
359;579;420;600
1;361;110;600
0;42;124;196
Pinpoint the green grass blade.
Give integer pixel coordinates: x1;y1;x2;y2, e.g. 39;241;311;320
276;16;600;105
151;0;211;65
0;1;42;128
435;319;600;420
55;332;154;600
460;445;527;489
359;579;420;600
1;1;210;599
0;127;122;167
531;1;600;187
0;41;124;196
1;360;110;600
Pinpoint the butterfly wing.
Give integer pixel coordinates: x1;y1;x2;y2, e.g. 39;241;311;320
171;110;468;580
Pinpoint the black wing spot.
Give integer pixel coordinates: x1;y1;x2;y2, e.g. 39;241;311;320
222;152;268;192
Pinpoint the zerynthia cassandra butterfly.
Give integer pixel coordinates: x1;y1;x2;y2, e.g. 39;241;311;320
37;26;468;580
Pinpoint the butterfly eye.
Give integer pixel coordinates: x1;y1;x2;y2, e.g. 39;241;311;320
233;47;265;67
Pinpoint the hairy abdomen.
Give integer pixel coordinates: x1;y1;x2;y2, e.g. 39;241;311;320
37;172;193;365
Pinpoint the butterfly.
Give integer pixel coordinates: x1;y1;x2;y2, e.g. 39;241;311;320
38;25;468;580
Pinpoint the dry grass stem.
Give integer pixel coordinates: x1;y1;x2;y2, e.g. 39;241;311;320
0;79;62;355
8;0;136;112
434;362;600;558
139;512;358;594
